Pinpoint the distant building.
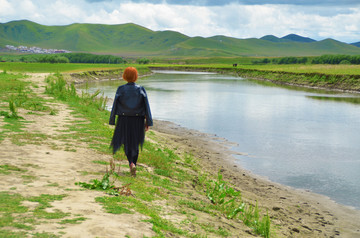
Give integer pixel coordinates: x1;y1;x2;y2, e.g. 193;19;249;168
5;45;71;54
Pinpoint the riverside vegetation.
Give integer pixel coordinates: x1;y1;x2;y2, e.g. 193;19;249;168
0;70;272;237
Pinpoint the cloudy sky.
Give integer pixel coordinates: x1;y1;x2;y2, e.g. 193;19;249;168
1;0;360;43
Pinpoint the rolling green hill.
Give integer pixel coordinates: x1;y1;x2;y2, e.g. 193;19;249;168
1;20;360;57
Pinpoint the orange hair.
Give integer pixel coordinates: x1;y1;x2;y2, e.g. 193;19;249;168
123;67;138;83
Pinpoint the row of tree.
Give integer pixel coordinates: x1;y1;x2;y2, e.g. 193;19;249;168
38;55;70;63
252;57;309;65
252;55;360;65
61;53;126;64
311;55;360;64
33;53;152;65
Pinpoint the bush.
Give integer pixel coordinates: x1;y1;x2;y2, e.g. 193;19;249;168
340;60;351;65
38;55;69;64
137;58;150;64
62;53;124;64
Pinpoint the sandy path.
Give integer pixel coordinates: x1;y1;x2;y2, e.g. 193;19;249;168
0;73;155;237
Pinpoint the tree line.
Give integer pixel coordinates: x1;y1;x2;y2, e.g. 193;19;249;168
252;55;360;65
9;53;152;65
311;55;360;64
60;53;126;64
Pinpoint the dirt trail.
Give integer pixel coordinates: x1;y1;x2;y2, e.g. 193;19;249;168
1;73;155;237
1;73;360;237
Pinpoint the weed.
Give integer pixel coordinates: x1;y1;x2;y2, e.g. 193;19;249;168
92;160;109;165
204;171;271;237
33;232;60;238
0;164;27;175
46;182;60;187
59;217;87;224
49;109;57;115
11;132;48;146
21;175;37;183
28;194;68;219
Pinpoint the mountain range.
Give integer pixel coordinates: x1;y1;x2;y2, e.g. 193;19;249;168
1;20;360;57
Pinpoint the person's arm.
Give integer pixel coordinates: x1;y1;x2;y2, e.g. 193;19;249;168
145;117;149;131
142;87;153;127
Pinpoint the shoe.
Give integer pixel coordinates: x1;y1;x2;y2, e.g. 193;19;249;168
130;163;136;177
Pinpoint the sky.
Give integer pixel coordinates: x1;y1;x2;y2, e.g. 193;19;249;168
1;0;360;43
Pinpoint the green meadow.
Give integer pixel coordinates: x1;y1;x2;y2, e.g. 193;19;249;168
1;61;360;75
1;62;360;92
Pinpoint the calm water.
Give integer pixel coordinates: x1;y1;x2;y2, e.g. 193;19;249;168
81;70;360;209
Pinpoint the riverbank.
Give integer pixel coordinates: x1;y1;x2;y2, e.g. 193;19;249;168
148;65;360;93
1;71;360;237
153;120;360;238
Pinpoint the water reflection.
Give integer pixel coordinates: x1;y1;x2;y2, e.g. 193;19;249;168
307;95;360;104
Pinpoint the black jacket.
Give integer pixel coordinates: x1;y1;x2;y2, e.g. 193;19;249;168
109;82;153;126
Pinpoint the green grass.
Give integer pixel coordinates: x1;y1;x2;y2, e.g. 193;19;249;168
147;63;360;92
235;64;360;75
0;62;123;73
0;164;27;175
0;62;154;75
0;192;68;237
58;217;87;224
0;71;57;141
42;73;273;237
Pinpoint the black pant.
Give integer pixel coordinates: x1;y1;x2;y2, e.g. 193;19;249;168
125;147;139;166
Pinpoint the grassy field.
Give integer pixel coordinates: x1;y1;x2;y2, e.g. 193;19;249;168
234;64;360;75
148;63;360;75
2;62;360;93
2;61;360;75
0;62;126;73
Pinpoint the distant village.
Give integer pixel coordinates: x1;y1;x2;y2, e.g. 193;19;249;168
5;45;71;54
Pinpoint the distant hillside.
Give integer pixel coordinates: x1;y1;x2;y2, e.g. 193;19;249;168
282;34;316;43
261;34;316;43
351;42;360;48
260;35;289;43
1;20;360;57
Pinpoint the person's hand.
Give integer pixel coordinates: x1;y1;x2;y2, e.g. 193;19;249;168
145;124;149;132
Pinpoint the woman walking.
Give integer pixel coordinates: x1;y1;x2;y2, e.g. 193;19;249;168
109;67;153;177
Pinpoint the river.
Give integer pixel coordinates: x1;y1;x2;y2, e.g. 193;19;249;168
79;70;360;209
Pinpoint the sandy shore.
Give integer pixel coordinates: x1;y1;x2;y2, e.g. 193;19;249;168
152;119;360;238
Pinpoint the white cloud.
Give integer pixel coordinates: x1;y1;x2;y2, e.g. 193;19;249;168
0;0;16;19
1;0;360;43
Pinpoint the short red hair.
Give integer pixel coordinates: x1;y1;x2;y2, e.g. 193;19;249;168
123;67;138;83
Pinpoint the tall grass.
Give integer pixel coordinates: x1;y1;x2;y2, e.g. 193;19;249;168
45;73;108;111
206;171;271;237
